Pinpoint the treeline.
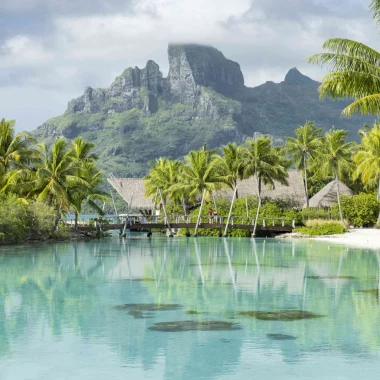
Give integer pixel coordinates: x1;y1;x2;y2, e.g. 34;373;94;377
144;122;380;234
0;119;107;243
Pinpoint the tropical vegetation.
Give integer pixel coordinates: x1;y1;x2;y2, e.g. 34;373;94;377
143;120;380;235
0;118;108;243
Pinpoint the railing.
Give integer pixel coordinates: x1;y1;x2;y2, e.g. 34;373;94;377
66;215;296;229
121;215;296;228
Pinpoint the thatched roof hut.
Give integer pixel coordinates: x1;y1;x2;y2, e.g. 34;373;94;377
216;170;305;207
305;180;354;208
108;170;306;211
107;178;153;212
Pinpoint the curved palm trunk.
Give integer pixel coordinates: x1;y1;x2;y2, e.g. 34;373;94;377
303;152;310;208
334;165;346;228
223;185;237;237
252;177;262;237
194;189;206;237
74;211;79;231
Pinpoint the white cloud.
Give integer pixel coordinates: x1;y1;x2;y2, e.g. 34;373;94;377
0;0;378;131
0;35;54;67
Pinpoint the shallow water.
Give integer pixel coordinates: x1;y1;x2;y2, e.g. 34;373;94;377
0;236;380;379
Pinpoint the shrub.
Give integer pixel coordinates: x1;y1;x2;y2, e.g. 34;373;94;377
27;201;56;240
0;194;28;243
294;221;346;236
331;193;380;227
301;207;336;222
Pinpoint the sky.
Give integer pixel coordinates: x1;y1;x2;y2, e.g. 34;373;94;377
0;0;378;131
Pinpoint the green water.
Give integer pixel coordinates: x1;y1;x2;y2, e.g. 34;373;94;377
0;236;380;379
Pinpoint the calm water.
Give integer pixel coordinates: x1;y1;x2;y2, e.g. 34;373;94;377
1;236;380;380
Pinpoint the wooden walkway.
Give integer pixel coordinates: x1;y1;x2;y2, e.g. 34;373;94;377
74;215;296;235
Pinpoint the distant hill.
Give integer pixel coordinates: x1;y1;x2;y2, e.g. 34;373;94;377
33;44;372;177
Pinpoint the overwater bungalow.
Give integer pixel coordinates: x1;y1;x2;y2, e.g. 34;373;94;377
107;169;306;213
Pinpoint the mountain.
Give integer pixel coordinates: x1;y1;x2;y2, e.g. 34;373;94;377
33;44;371;177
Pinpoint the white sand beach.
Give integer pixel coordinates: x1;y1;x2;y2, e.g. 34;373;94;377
315;229;380;250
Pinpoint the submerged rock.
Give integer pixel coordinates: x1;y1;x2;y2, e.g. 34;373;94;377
267;333;297;340
186;310;202;315
115;303;182;311
127;310;153;319
148;320;242;332
239;310;324;321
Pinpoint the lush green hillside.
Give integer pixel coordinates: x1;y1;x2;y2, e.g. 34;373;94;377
33;44;372;177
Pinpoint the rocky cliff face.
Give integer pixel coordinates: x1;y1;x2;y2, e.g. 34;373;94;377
167;44;244;103
34;43;371;177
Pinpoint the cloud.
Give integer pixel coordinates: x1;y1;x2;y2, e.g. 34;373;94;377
0;0;378;132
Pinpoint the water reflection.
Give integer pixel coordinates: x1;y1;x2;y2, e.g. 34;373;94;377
0;237;380;379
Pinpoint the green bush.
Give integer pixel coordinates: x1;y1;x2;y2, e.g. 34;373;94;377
294;221;346;236
0;194;29;243
0;194;58;244
27;201;56;239
331;193;380;227
301;207;337;222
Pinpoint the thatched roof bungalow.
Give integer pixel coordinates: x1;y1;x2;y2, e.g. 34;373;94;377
107;178;154;212
216;170;305;207
304;180;354;208
108;169;306;212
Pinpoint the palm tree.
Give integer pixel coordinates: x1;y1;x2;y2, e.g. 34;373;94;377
71;137;98;163
28;138;88;226
144;158;183;203
242;136;289;237
354;123;380;225
172;146;220;236
0;119;38;192
214;143;245;198
311;129;355;227
308;2;380;116
285;122;323;207
69;163;108;229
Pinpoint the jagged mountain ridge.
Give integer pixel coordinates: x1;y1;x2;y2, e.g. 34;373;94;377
34;44;371;177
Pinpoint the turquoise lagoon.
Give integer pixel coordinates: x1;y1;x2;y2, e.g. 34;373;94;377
0;236;380;379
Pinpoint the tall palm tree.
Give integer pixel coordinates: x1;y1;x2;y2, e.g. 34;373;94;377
69;163;108;229
308;1;380;116
0;119;38;192
28;138;88;226
285;121;323;207
144;158;184;204
214;143;245;198
242;136;289;237
172;146;220;236
311;129;355;227
354;123;380;225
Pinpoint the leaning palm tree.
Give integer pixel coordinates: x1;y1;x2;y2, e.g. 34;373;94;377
0;119;38;192
172;146;220;236
354;123;380;225
308;1;380;116
242;136;289;237
311;129;355;227
214;143;245;198
285;121;323;207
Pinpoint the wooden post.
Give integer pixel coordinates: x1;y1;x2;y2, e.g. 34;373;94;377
194;189;206;237
152;189;158;219
223;185;238;237
159;189;173;237
122;192;134;236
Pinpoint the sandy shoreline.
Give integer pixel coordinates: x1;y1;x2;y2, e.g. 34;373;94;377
314;229;380;250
